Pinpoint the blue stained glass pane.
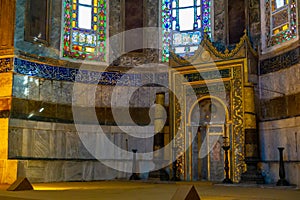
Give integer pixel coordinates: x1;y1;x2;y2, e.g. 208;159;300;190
72;31;79;43
79;32;86;44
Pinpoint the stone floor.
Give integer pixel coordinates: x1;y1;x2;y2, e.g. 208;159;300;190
0;181;299;200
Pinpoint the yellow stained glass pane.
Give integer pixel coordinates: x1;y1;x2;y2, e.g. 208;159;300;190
282;24;288;30
86;47;95;52
72;13;76;18
94;0;97;6
273;28;280;35
94;8;97;13
72;21;76;27
73;4;77;10
94;25;97;30
94;16;97;22
73;0;77;3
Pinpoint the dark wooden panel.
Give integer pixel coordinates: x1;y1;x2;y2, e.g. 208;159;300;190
0;0;16;55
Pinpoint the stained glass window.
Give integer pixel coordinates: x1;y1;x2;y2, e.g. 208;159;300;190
264;0;297;48
62;0;107;62
162;0;212;62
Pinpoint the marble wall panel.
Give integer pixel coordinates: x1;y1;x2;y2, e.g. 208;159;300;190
27;77;40;100
45;161;64;182
111;86;130;108
12;74;29;99
259;117;300;161
50;130;66;159
8;128;23;157
260;162;300;185
63;161;83;181
259;64;300;100
21;129;33;157
101;85;114;107
60;81;73;104
93;161;119;180
129;87;140;108
95;85;102;107
18;160;47;183
138;87;151;107
32;130;50;158
83;161;94;181
113;133;127;159
65;131;80;158
72;83;95;107
78;137;94;159
39;79;53;102
52;81;62;103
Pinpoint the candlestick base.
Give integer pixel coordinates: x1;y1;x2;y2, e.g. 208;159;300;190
276;179;289;186
222;178;233;184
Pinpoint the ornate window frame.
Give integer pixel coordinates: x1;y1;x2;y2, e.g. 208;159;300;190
261;0;298;53
161;0;213;62
60;0;109;64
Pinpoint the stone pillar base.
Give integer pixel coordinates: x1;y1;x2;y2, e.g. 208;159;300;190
0;159;18;184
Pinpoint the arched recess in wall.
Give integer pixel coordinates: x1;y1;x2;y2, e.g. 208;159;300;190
228;0;245;44
122;0;144;53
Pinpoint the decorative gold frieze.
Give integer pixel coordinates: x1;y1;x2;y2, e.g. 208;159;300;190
231;66;246;182
0;72;13;97
0;58;13;73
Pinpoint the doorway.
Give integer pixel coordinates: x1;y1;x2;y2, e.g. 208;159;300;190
189;98;229;181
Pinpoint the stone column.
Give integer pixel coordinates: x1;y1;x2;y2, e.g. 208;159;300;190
244;83;258;158
241;83;264;183
0;72;18;184
149;92;169;180
154;92;165;153
0;0;18;184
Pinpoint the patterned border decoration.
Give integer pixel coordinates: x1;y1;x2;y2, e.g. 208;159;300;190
260;47;300;75
13;58;168;86
192;82;231;95
184;69;231;82
0;58;13;73
232;66;245;182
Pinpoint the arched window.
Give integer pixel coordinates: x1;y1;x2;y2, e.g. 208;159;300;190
61;0;107;62
262;0;297;51
162;0;212;62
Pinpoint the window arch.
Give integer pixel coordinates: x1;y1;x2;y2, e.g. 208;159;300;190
162;0;212;62
61;0;107;62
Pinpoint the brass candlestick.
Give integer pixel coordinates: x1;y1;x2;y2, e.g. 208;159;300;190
222;137;233;184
